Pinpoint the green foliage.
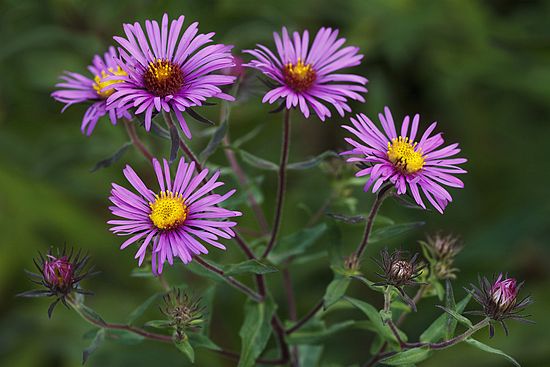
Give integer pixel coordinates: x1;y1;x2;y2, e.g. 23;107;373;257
380;347;431;365
238;298;277;367
465;338;520;367
223;259;278;275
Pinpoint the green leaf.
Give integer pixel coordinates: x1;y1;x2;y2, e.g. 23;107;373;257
127;293;163;325
351;275;385;293
90;142;131;172
370;222;425;243
465;338;520;367
238;297;277;367
82;328;105;364
287;150;338;170
327;223;344;267
298;345;324;367
239;150;278;171
185;258;225;282
223;259;278;275
199;119;228;162
200;285;216;335
269;223;328;264
168;122;180;164
436;306;473;328
75;303;106;325
420;295;472;343
144;319;172;329
345;297;396;343
380;347;431;365
232;124;265;148
323;274;351;310
287;320;355;345
174;336;195;363
188;332;221;351
444;279;456;340
104;329;145;345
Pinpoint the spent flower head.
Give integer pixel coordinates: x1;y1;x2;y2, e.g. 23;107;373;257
373;248;425;311
421;232;463;279
18;247;95;318
467;274;533;337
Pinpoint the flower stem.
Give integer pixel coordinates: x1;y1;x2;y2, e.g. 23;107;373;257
193;257;262;302
123;118;154;161
354;184;393;261
286;299;324;334
262;108;291;258
67;297;172;342
223;133;270;235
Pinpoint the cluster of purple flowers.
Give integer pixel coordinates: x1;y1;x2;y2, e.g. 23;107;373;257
46;15;531;337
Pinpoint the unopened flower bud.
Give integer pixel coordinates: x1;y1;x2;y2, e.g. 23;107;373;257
43;255;74;290
374;248;424;288
424;233;462;261
490;275;518;310
468;273;533;337
161;289;204;336
390;260;413;280
18;247;95;318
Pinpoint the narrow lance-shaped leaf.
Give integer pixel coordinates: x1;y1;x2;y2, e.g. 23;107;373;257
465;338;520;367
90;142;132;172
127;293;163;325
369;221;425;243
380;347;431;366
199;119;228;162
239;150;278;171
287;150;339;170
238;297;277;367
174;336;195;363
168;122;180;164
323;273;351;310
82;328;105;364
420;294;472;343
223;259;278;275
287;320;355;345
269;223;328;264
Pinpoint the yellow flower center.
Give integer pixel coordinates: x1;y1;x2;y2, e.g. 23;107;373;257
93;67;127;98
149;191;188;230
283;58;316;92
387;136;425;174
143;59;184;97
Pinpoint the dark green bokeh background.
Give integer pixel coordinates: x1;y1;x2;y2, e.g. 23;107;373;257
1;0;549;366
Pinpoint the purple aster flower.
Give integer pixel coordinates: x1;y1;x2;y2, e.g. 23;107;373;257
341;107;467;213
108;157;241;274
244;27;368;121
107;14;236;138
51;46;131;135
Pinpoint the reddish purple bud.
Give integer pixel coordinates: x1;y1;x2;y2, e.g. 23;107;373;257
490;274;518;309
43;255;74;289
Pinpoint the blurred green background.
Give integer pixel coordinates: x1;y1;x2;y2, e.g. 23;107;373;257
1;0;549;366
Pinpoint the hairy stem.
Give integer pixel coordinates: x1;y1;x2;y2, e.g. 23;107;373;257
123;118;154;161
365;286;428;366
286;299;324;334
223;134;270;235
193;257;261;302
354;184;393;260
262;108;291;258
